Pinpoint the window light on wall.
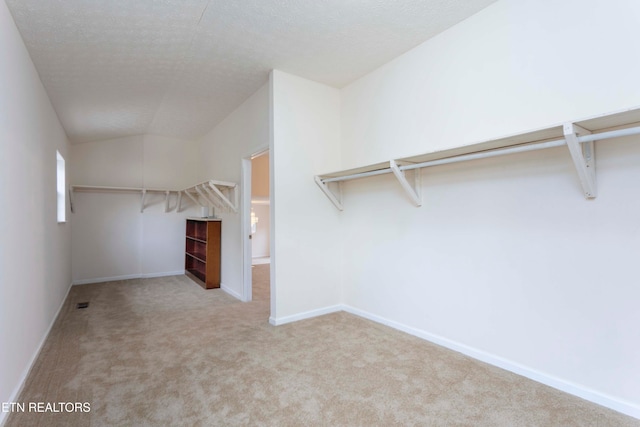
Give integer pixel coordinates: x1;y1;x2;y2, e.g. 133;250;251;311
56;150;65;223
250;208;259;234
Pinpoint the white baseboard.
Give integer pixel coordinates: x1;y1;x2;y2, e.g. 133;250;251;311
141;270;184;279
341;305;640;420
73;274;139;285
220;283;242;300
269;304;343;326
73;271;183;285
0;282;73;427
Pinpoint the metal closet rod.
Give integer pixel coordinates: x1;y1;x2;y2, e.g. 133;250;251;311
321;125;640;184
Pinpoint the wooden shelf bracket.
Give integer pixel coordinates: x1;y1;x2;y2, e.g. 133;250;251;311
69;187;75;213
206;180;238;213
176;191;184;212
200;184;224;211
178;180;238;214
164;191;171;213
195;185;215;207
140;189;147;213
390;160;422;207
564;123;596;199
314;176;344;211
183;189;201;207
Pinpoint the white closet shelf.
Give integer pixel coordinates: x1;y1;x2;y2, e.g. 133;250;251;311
315;106;640;210
179;180;238;214
71;185;174;193
70;180;238;214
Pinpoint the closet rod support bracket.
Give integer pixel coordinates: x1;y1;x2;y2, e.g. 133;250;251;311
164;191;171;213
69;186;75;214
184;189;201;208
207;181;238;213
195;185;216;208
140;189;147;213
315;176;343;211
564;123;596;199
390;160;422;207
176;191;183;213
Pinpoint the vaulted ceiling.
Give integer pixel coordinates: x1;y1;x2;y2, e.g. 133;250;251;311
6;0;496;144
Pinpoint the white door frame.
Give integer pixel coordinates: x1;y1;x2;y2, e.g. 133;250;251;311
241;148;269;302
241;157;252;302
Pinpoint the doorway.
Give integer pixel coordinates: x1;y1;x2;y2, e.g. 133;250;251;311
250;152;270;266
242;150;271;303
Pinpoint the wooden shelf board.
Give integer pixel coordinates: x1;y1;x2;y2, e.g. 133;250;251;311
71;185;177;193
317;162;390;180
186;251;207;263
576;106;640;131
186;236;207;244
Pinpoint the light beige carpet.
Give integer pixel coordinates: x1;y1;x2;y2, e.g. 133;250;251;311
7;265;638;426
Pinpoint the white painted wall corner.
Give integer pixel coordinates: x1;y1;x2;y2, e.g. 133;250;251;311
220;282;242;301
268;304;343;326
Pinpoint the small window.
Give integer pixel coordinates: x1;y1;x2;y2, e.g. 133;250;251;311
56;150;66;223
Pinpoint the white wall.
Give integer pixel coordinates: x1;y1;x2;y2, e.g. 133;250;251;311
70;134;199;283
341;0;640;168
0;0;71;422
270;70;343;323
339;0;640;417
198;84;270;298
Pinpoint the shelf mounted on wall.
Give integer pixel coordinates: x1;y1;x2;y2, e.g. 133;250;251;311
69;185;177;213
70;179;239;214
178;180;238;214
315;106;640;209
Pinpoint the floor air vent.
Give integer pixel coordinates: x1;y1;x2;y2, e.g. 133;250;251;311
76;302;89;309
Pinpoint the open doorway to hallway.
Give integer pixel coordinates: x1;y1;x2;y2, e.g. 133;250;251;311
242;150;271;303
251;151;270;301
250;152;270;268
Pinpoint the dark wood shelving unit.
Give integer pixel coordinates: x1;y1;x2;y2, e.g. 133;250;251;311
185;218;221;289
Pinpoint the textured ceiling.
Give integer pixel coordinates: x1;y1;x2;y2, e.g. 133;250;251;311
6;0;497;144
